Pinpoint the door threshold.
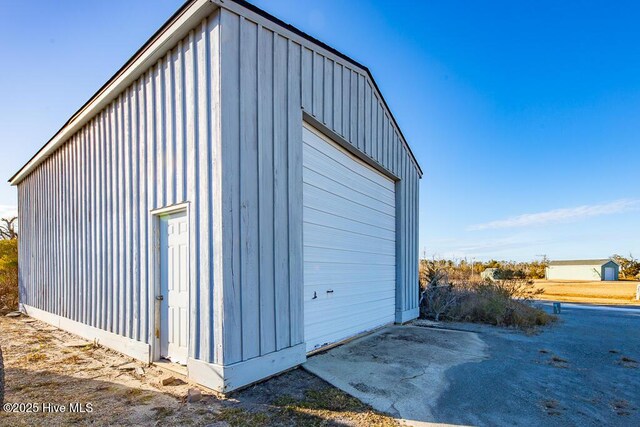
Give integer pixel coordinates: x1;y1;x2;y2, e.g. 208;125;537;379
153;358;188;376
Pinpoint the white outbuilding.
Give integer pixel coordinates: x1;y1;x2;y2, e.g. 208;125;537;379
10;0;421;392
545;259;619;281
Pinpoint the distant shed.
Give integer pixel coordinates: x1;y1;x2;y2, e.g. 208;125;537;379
546;259;619;281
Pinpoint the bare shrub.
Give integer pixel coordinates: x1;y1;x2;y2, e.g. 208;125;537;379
419;268;555;328
420;284;458;321
0;237;19;314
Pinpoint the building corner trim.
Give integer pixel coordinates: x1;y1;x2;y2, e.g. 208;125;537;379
187;343;307;393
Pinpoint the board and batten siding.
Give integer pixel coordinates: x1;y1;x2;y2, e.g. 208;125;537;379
16;1;421;374
216;7;421;365
17;11;221;364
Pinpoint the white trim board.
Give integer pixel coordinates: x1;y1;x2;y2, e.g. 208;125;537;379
20;304;151;363
396;307;420;324
187;344;307;393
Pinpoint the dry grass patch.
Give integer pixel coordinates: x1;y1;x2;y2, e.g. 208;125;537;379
0;316;398;426
534;280;639;305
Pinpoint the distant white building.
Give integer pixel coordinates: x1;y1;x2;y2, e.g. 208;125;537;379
481;268;499;281
546;259;619;281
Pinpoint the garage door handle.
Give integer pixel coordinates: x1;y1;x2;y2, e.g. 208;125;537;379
155;295;164;301
326;290;334;294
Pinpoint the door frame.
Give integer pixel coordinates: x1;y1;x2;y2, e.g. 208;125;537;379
149;202;191;363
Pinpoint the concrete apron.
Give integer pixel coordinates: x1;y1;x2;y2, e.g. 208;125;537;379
303;325;488;426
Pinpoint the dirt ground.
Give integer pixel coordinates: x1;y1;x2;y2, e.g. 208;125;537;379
534;279;640;305
0;315;398;426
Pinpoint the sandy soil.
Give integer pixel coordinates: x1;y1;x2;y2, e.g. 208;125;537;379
534;279;640;305
0;315;398;426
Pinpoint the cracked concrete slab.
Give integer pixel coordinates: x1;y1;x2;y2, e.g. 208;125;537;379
303;325;488;425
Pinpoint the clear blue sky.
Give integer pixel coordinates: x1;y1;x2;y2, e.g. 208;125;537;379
1;0;638;261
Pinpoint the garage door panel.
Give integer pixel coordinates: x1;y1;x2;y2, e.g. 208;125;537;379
303;127;395;193
302;160;395;208
305;261;395;281
304;290;396;311
303;191;395;229
305;304;395;341
304;225;395;254
302;154;395;207
303;125;396;353
305;298;395;330
304;246;395;265
304;167;395;214
307;317;396;353
304;177;395;216
304;209;395;240
304;280;395;300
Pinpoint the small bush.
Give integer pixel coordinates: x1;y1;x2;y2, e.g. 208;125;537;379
0;238;19;314
420;269;556;328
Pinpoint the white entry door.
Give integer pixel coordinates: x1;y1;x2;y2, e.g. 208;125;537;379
604;267;615;281
159;211;189;364
303;125;396;352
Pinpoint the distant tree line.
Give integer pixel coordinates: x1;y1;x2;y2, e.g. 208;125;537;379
419;258;548;286
0;217;18;313
420;254;640;286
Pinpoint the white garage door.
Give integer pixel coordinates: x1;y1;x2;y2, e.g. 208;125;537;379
303;125;396;352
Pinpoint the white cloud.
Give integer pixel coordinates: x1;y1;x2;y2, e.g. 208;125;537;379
0;205;17;219
468;199;640;231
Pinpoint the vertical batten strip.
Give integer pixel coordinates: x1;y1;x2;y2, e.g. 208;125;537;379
117;97;125;336
91;118;97;326
138;77;147;343
323;57;333;128
125;89;134;338
239;17;260;360
273;33;290;350
211;11;224;365
257;26;276;355
288;40;303;346
333;62;342;136
132;82;141;341
108;103;116;333
175;43;185;203
198;17;212;361
220;10;242;364
186;28;200;359
166;51;176;206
